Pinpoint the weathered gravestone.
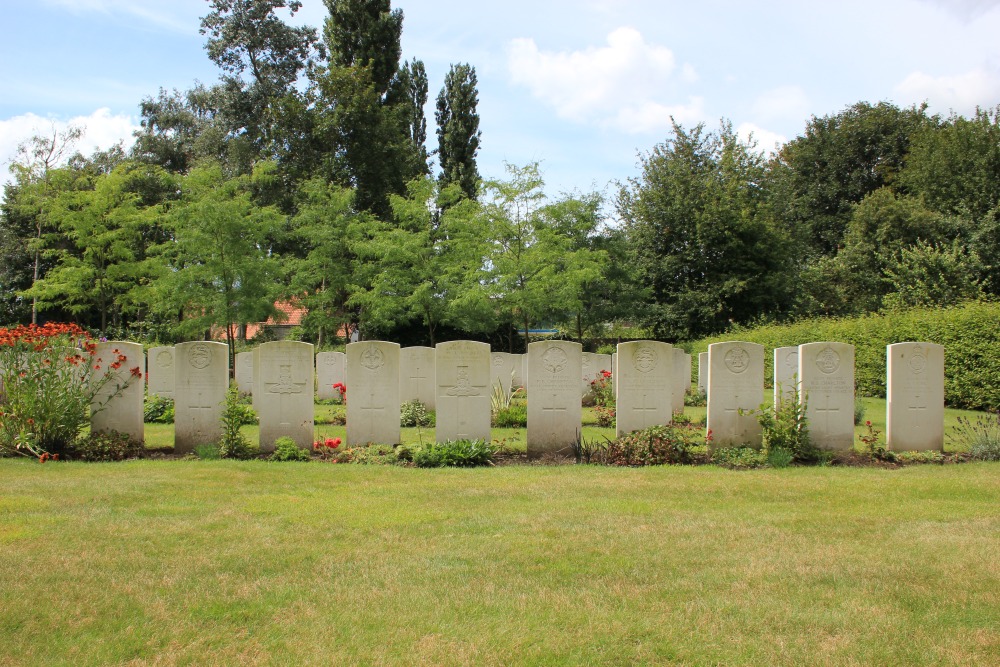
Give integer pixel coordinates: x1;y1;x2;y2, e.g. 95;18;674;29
697;352;708;395
90;341;144;444
491;352;517;397
175;341;228;454
799;342;855;451
256;341;314;451
887;342;944;452
707;341;764;448
315;351;345;401
611;352;618;397
235;351;253;395
773;346;799;405
512;354;527;389
671;348;687;414
437;341;491;442
147;346;175;399
346;341;400;446
582;352;612;397
527;341;582;457
399;346;436;409
616;341;673;437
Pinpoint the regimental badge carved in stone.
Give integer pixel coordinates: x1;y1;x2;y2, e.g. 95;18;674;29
492;354;504;367
784;351;798;372
815;346;841;375
909;345;928;374
156;351;173;368
542;346;568;374
189;343;211;369
446;367;481;396
724;347;750;374
361;346;385;371
632;345;658;373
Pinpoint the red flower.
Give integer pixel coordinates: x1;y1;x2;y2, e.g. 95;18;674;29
865;420;872;427
110;361;122;370
26;418;35;426
325;437;341;449
130;367;142;377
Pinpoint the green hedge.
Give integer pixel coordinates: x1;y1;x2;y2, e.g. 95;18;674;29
685;301;1000;411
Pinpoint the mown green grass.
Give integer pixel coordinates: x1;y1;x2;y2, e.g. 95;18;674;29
1;460;998;665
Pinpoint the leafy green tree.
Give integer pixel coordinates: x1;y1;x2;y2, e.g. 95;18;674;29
620;121;795;340
387;59;430;177
151;163;282;366
132;85;230;173
770;101;933;255
899;106;1000;220
323;0;402;95
199;0;322;163
436;63;481;200
883;240;984;310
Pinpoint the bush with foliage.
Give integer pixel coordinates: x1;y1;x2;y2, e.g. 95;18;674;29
589;370;614;408
331;442;401;465
951;411;1000;461
400;400;434;427
412;439;497;468
692;301;1000;410
0;323;141;459
596;424;707;466
218;385;258;460
593;405;615;428
68;429;144;462
312;436;342;461
748;383;817;462
711;446;767;469
144;394;175;423
492;402;527;428
270;436;310;461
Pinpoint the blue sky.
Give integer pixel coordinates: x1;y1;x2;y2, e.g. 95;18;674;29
2;0;1000;199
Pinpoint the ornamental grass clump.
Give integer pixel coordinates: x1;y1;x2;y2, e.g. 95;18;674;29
950;411;1000;461
0;323;141;459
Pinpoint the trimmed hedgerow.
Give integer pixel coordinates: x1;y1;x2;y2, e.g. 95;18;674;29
688;301;1000;411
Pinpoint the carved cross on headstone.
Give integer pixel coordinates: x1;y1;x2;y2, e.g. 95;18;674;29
632;392;659;427
361;390;385;430
814;394;841;432
190;386;215;442
264;362;307;429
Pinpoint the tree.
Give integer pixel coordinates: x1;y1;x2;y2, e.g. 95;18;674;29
387;59;430;178
323;0;402;95
151;163;282;367
770;101;933;255
436;63;481;200
200;0;322;162
478;163;605;349
620;121;795;340
6;125;83;324
132;85;230;173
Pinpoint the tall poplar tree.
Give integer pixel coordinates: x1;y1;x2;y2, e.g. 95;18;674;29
436;63;481;200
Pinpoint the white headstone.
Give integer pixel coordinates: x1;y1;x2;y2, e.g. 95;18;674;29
516;354;527;389
235;351;254;395
582;352;612;396
147;346;175;399
697;352;708;395
707;341;764;448
399;346;436;409
773;346;799;406
346;341;400;446
490;352;517;397
799;342;855;451
436;341;491;442
316;351;346;401
256;341;314;451
175;341;229;454
611;352;618;397
887;342;944;452
615;341;673;437
527;341;582;457
671;348;687;414
90;341;144;445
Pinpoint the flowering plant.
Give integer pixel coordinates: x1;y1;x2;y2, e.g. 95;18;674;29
0;323;140;460
589;369;615;408
313;436;342;461
332;382;346;404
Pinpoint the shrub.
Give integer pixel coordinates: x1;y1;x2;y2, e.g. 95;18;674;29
333;442;401;465
712;446;767;469
950;412;1000;461
218;385;257;460
271;437;310;462
412;439;497;468
853;398;866;426
0;323;142;458
684;388;707;407
691;301;1000;410
597;424;707;466
748;383;818;463
69;430;143;462
493;403;527;428
858;420;892;461
589;370;614;408
593;406;615;428
895;450;946;464
400;400;434;427
144;394;174;423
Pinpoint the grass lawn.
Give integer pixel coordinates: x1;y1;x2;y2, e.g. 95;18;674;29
1;459;998;665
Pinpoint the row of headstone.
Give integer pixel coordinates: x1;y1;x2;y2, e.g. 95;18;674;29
95;338;945;456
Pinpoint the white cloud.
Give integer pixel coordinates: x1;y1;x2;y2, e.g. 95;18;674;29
915;0;1000;20
894;66;1000;115
751;86;811;123
507;27;701;134
1;109;139;191
736;122;787;156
